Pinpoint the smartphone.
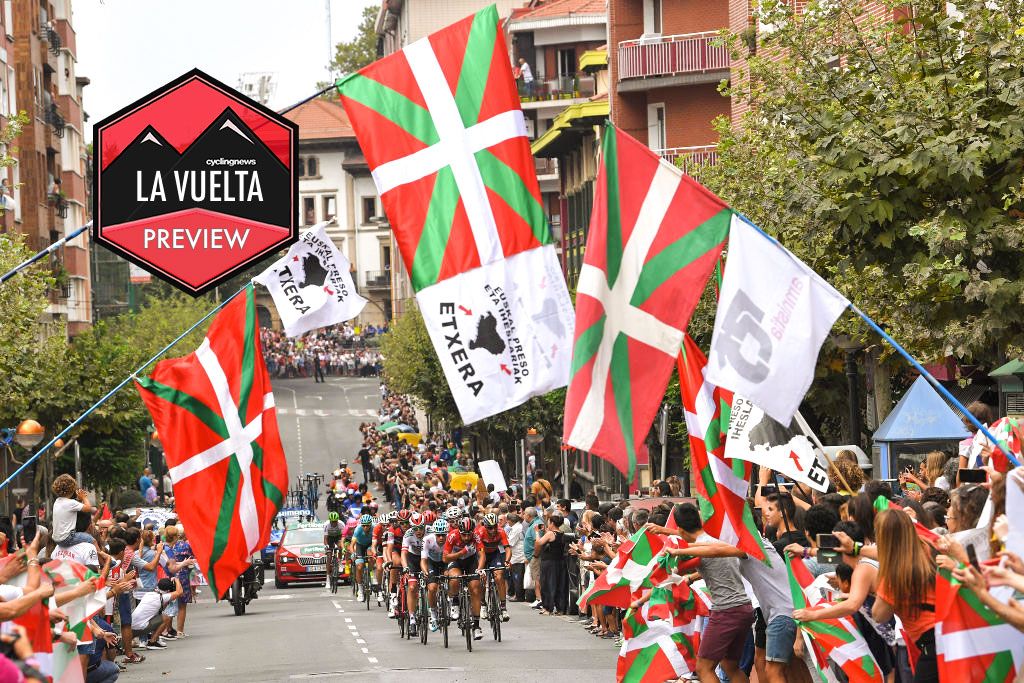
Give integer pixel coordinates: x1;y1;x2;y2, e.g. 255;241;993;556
966;544;981;572
958;468;987;484
22;516;37;544
817;533;840;550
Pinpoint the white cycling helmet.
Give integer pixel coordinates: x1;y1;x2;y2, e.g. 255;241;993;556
444;507;461;521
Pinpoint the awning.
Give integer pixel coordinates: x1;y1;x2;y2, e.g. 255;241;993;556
579;49;608;72
530;99;609;158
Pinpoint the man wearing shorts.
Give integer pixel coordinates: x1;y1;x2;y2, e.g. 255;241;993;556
400;513;427;637
350;514;374;602
443;517;484;641
661;503;753;683
420;519;448;632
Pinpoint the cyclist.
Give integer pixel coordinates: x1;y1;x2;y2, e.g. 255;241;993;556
350;513;374;602
400;512;427;637
371;514;389;601
476;512;511;622
385;510;412;617
443;516;484;641
421;519;448;632
322;512;346;580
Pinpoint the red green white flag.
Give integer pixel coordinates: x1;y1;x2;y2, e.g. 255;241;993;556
337;5;573;424
578;526;671;610
617;583;700;683
563;123;730;487
677;334;764;563
786;554;883;683
936;567;1024;682
136;285;288;598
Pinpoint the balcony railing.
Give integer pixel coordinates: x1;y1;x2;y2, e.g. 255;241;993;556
364;270;391;289
535;157;558;177
519;75;596;103
43;103;65;137
618;32;729;80
656;145;719;175
48;192;68;217
44;26;61;54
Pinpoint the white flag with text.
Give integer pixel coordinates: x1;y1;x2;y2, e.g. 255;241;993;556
254;223;367;337
707;215;849;424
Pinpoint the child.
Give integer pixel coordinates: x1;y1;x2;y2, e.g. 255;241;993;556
51;474;95;547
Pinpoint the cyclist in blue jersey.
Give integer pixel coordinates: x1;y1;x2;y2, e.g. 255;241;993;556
349;514;375;602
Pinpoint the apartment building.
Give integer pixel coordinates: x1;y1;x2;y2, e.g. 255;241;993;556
609;0;729;171
283;97;391;327
11;0;90;335
508;0;606;257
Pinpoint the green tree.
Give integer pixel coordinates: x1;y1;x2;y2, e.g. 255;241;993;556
714;0;1024;365
328;6;379;80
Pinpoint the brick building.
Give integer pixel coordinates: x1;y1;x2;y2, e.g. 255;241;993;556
10;0;90;335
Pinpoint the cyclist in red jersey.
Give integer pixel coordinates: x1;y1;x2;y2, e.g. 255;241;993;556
443;517;484;640
476;512;512;622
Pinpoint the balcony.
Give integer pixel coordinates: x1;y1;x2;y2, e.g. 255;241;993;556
54;19;76;55
364;270;391;290
44;25;61;54
44;103;65;137
520;75;596;106
618;32;729;84
535;157;558;178
656;145;719;177
48;192;68;218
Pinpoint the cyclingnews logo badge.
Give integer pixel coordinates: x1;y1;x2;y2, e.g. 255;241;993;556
93;68;299;296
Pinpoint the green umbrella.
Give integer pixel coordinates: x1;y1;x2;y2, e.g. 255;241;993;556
376;421;398;432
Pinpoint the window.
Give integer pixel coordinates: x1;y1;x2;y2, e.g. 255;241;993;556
647;103;666;151
381;244;391;272
304;156;319;178
302;197;315;226
297;158;305;177
322;195;336;222
362;196;377;224
643;0;662;34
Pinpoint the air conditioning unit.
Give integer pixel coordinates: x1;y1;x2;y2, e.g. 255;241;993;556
1007;392;1024;417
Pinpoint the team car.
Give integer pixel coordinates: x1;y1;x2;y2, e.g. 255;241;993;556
262;508;317;566
274;522;333;588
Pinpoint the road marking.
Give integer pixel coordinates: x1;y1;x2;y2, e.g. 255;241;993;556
205;667;216;671
347;625;356;630
331;600;342;609
266;594;292;600
367;657;378;664
361;647;369;654
344;618;352;623
355;638;365;644
351;632;360;637
280;387;303;472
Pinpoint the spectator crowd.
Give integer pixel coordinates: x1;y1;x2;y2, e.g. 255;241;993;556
261;323;384;379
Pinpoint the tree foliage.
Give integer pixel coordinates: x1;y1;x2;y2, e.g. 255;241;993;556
712;0;1024;364
328;6;379;79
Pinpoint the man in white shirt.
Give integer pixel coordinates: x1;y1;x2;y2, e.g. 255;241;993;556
518;58;535;97
506;513;526;601
130;577;182;649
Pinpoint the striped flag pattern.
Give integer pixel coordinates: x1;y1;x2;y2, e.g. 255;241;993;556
578;526;671;610
617;582;700;683
677;334;765;563
563;124;730;486
936;568;1024;682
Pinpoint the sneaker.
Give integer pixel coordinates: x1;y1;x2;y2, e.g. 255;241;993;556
450;603;460;620
473;626;483;641
389;607;398;619
530;599;541;608
167;629;178;638
145;640;167;650
500;607;509;622
357;590;364;602
429;615;438;632
480;603;488;620
162;632;178;641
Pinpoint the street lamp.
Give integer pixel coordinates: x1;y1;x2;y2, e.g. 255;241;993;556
831;334;865;447
14;420;44;449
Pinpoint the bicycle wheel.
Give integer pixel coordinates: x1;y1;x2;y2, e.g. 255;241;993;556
462;587;472;652
489;576;501;642
419;587;429;645
437;588;449;649
363;566;372;610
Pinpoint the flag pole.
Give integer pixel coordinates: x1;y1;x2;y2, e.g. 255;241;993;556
729;210;1020;469
0;223;91;285
0;285;249;491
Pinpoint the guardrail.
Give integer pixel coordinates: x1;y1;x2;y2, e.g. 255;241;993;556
618;32;729;80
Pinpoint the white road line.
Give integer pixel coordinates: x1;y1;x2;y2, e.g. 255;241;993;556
280;386;303;472
344;618;352;623
355;638;365;644
361;647;369;654
331;600;341;609
351;632;360;637
347;625;356;630
367;657;378;664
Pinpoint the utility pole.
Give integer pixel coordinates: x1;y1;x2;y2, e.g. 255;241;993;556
325;0;333;76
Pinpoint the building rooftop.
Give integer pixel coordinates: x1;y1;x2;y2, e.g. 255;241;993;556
282;97;355;141
508;0;605;28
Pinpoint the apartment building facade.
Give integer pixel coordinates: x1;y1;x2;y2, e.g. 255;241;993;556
283;97;391;327
10;0;90;335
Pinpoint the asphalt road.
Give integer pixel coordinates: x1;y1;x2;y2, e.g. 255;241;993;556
129;375;618;682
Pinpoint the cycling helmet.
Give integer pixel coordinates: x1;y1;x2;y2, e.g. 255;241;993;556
422;511;437;525
433;519;449;535
397;509;412;522
457;517;474;533
388;510;398;522
410;512;424;528
367;501;379;512
328;511;340;522
482;512;498;528
359;514;373;525
444;507;461;521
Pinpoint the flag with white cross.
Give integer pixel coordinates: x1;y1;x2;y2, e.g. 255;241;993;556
563;123;730;487
136;285;288;598
337;4;574;424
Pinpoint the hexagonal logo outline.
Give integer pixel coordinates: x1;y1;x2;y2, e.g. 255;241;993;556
92;68;299;296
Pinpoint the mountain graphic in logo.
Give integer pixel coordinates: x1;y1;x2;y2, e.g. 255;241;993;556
100;107;291;228
469;312;506;356
298;253;329;289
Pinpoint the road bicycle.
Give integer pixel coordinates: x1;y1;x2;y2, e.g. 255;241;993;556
434;575;451;648
396;569;412;640
416;574;430;645
481;567;502;643
360;555;373;610
453;572;480;652
326;546;341;594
